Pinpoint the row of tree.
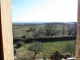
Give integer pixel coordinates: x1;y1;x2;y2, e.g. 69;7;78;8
25;23;77;38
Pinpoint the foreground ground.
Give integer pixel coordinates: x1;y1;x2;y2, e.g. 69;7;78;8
15;40;75;59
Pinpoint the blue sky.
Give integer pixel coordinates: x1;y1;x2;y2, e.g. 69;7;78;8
12;0;78;23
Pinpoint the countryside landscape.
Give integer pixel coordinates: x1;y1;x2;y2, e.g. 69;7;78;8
13;22;77;60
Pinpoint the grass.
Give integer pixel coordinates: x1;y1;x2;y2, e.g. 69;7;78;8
13;23;76;60
15;40;75;59
12;23;71;38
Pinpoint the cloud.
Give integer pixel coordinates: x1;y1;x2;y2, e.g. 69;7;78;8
12;5;28;11
12;5;20;10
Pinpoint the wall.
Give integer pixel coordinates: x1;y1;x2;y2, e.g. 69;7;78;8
1;0;14;60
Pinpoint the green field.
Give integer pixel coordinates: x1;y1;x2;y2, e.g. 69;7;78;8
13;22;76;60
15;40;75;59
13;22;77;38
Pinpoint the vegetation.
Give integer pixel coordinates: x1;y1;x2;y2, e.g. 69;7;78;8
21;35;26;39
14;40;75;59
63;43;75;56
16;41;24;48
44;24;57;36
43;54;47;60
14;48;16;56
28;41;43;56
13;22;77;60
13;22;77;38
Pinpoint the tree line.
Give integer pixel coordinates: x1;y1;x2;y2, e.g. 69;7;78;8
22;23;77;39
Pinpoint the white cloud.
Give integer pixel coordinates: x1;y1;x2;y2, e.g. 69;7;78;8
12;5;20;10
12;5;28;11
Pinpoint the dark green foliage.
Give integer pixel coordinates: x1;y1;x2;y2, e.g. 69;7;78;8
26;37;76;42
21;35;26;39
43;54;47;60
14;37;76;43
50;51;67;60
14;48;16;56
17;41;24;48
28;41;43;55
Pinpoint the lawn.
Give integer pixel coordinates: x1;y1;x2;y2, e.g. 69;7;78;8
15;40;76;59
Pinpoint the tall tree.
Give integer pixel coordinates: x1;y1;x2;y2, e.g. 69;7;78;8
62;23;65;36
68;23;77;36
33;28;45;38
44;24;57;36
68;24;71;36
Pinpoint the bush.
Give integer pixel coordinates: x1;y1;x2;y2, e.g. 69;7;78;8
14;48;16;56
17;41;24;48
21;35;26;39
63;43;75;56
28;41;43;56
43;54;47;60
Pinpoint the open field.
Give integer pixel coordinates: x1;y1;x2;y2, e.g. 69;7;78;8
12;22;77;38
15;40;75;59
13;22;76;60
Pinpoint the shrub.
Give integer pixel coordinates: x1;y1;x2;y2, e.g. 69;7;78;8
21;35;26;39
17;41;24;48
28;41;43;56
43;54;47;60
63;43;75;56
14;48;16;56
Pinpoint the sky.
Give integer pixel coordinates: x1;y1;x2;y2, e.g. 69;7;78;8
12;0;78;23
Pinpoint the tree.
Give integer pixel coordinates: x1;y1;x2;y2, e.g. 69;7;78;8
72;23;77;36
62;23;65;36
28;41;43;56
44;24;57;36
26;27;36;32
33;28;45;38
63;43;75;56
32;31;39;37
68;24;72;36
68;23;77;36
